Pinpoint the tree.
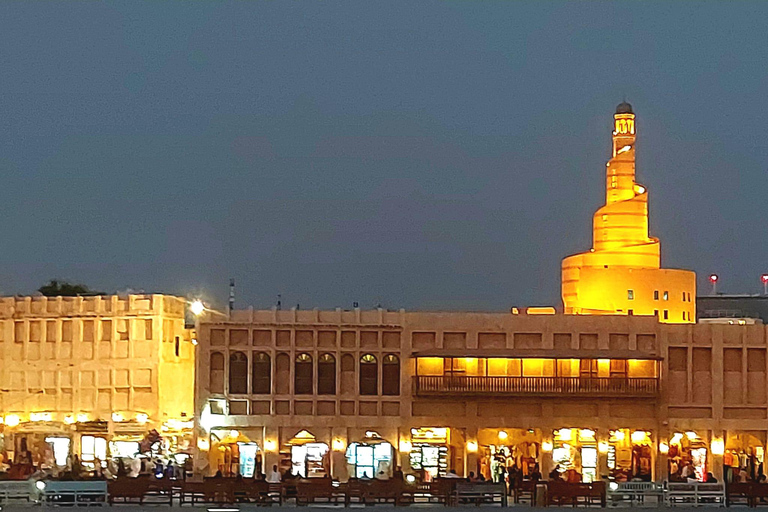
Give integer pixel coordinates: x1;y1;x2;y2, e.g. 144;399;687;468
38;280;101;297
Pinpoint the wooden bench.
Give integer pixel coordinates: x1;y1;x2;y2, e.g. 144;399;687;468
666;481;726;507
454;482;507;506
296;479;344;505
108;478;148;504
547;480;606;507
0;479;38;503
42;480;108;506
607;481;664;507
514;479;539;505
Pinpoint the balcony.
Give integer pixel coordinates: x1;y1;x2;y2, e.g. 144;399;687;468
413;375;658;397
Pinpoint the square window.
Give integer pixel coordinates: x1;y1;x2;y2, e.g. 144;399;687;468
654;290;659;300
627;290;634;300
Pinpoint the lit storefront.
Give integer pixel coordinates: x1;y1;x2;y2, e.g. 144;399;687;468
725;431;765;483
408;427;449;480
668;431;708;481
210;429;255;477
281;430;329;478
477;428;541;482
345;432;394;479
552;428;598;482
606;429;652;482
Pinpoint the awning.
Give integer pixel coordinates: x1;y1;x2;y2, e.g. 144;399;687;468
411;348;662;360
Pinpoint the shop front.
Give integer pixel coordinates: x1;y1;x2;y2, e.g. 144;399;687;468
606;429;652;482
477;428;541;483
210;429;257;477
725;431;765;483
281;430;329;478
552;428;598;482
668;431;708;481
345;431;394;479
408;427;450;480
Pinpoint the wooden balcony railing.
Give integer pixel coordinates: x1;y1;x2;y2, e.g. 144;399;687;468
413;375;658;397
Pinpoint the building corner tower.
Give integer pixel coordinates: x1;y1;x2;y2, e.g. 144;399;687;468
561;102;696;323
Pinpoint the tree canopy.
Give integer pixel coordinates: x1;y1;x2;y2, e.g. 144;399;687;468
38;280;101;297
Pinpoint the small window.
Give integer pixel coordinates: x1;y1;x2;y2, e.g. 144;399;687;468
682;312;686;320
654;290;659;300
688;293;692;302
663;291;669;301
663;310;669;320
382;354;400;396
682;292;686;301
295;353;313;395
654;310;659;317
317;353;336;395
360;354;378;396
252;352;271;394
174;336;180;357
627;290;634;300
628;309;634;316
229;352;248;394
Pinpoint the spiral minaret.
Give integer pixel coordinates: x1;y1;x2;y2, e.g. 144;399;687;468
561;102;696;323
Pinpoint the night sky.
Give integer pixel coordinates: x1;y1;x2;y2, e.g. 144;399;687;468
1;2;766;311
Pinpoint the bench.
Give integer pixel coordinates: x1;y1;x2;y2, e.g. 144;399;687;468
0;479;38;503
42;480;108;506
454;482;507;506
296;479;344;506
607;481;664;507
513;479;540;505
666;481;726;507
726;482;768;507
547;480;606;507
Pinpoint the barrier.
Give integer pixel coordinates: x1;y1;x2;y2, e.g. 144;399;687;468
608;481;664;507
42;480;108;506
665;482;726;507
0;479;39;503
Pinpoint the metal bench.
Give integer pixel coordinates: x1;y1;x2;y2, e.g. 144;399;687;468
42;480;108;506
0;479;39;503
666;481;726;507
607;481;664;507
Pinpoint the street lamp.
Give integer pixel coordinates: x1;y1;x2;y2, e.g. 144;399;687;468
709;274;718;295
190;300;205;316
761;275;768;296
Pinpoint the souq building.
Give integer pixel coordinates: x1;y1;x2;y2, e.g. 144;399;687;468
194;104;765;484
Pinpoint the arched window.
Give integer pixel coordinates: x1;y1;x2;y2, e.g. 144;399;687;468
317;353;336;395
295;353;313;394
229;352;248;394
252;352;271;394
359;354;378;395
382;354;400;395
210;352;225;393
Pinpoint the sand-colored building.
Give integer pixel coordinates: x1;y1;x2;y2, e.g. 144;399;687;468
0;294;195;468
194;307;768;483
562;102;696;323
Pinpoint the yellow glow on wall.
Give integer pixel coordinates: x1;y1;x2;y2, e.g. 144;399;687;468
659;442;669;454
5;414;20;427
542;440;553;452
711;437;725;455
399;440;412;453
562;104;695;323
467;440;478;452
332;438;346;451
417;358;443;376
264;439;277;452
598;441;609;453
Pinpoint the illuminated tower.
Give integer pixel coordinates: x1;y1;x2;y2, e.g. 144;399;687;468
561;102;696;323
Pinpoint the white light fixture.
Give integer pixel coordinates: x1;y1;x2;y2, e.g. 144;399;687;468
136;413;149;424
190;300;205;316
112;412;125;422
498;430;508;440
5;414;20;427
467;441;478;453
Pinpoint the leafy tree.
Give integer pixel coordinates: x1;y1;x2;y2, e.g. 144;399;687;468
38;280;101;297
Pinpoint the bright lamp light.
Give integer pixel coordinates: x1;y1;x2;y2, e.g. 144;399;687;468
190;300;205;316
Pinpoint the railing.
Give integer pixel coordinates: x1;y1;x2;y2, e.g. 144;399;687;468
414;375;658;396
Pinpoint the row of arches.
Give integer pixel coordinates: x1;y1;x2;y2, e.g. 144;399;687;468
210;352;400;396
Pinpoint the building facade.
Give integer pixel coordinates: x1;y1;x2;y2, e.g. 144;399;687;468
194;307;768;484
0;294;195;468
562;103;696;323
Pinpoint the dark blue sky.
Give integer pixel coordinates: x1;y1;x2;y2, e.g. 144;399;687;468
1;2;766;310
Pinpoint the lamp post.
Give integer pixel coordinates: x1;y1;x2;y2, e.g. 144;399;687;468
762;275;768;296
709;274;718;295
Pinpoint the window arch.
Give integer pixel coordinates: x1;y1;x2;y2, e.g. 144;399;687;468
359;354;378;395
229;351;248;394
317;353;336;395
295;353;313;394
252;352;271;394
382;354;400;395
210;352;225;393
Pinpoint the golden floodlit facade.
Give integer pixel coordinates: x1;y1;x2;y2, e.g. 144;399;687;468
194;307;768;485
0;294;195;468
562;102;696;323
